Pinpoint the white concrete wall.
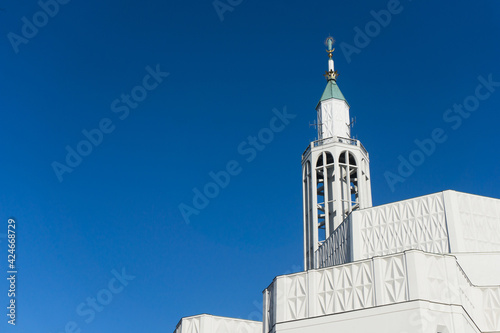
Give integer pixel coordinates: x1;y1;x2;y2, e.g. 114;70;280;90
174;314;261;333
455;253;500;285
315;190;500;268
353;192;449;260
317;99;350;140
263;250;500;333
272;301;480;333
444;190;500;253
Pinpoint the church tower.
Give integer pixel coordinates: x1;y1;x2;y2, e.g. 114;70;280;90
174;36;500;333
302;37;372;270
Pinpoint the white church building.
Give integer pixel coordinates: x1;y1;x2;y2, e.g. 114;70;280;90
173;38;500;333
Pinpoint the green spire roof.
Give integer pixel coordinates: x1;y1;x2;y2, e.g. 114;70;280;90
319;80;348;104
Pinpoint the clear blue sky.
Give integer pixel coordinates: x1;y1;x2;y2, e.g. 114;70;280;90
1;0;499;332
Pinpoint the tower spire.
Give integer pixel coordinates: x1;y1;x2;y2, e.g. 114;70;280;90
324;36;339;81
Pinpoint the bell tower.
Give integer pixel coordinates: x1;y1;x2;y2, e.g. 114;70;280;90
302;37;372;270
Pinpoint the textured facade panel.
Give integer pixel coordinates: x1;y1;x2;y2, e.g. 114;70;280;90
456;192;500;252
285;274;307;320
352;261;375;309
316;268;335;315
264;251;500;333
333;265;355;312
380;255;407;304
482;287;500;331
359;193;449;259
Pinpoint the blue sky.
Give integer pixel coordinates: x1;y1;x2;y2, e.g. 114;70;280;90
0;0;499;332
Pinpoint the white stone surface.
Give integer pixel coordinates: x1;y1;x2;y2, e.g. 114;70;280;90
316;98;350;140
315;190;500;269
356;191;449;260
174;314;261;333
270;301;481;333
263;250;500;333
454;253;500;285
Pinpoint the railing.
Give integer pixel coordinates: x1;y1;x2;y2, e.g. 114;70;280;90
302;136;368;159
315;212;353;269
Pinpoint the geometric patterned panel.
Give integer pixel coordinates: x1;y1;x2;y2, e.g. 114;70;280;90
482;287;500;331
457;192;500;252
333;265;354;312
379;255;407;303
360;193;449;258
316;268;336;315
285;275;307;320
350;261;374;309
263;251;500;333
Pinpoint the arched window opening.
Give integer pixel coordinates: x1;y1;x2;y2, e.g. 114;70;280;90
316;152;335;245
339;151;359;222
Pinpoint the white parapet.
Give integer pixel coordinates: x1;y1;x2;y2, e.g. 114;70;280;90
263;250;500;333
174;314;261;333
315;190;500;269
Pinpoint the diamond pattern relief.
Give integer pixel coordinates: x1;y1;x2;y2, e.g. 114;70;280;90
317;269;335;315
360;193;449;259
352;262;374;309
483;288;500;330
334;265;354;312
458;193;500;252
382;256;407;303
315;260;374;316
268;251;500;332
286;275;307;320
